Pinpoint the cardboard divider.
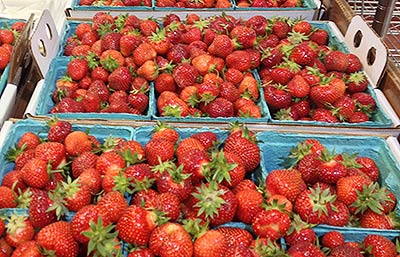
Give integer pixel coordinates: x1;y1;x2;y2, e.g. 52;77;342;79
29;9;60;78
345;15;388;88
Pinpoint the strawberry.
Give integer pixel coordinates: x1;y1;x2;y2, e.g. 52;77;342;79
293;20;312;35
34;141;66;169
284;214;316;246
289;43;317;66
351;92;376;112
0;186;17;208
0;29;15;44
47;118;72;143
120;33;143;57
224;68;244;85
71;151;98;178
100;49;125;72
317;149;347;184
321;231;345;249
346;53;363;73
108;66;132;91
16;132;41;150
173;63;201;88
29;189;57;228
77;168;102;195
206;98;235;118
252;209;291;241
225;50;251;72
311;108;339;123
324;50;349;72
346;72;368;93
246;15;269;36
96;151;126;176
354;156;379;182
67;58;89;81
1;170;27;192
126;247;154;257
287;242;325;257
336;175;372;206
148;28;172;55
97;191;128;223
155;161;193;201
223;132;260;172
359;210;396;229
136;60;159;81
36;221;79;257
265;169;306;203
64;131;93;157
193;230;228;257
151;121;179;143
20;158;51;188
330;244;363;257
326;200;350;226
155;73;176;94
363;234;397;257
309;28;329;45
177;149;210;183
272;19;290;39
145;138;175;166
181;27;202;44
116;205;158;246
190;131;217;150
349;111;369;123
310;76;346;107
4;215;35;248
190;182;238;226
230;25;257;49
149;222;193;257
286;74;310;98
167;43;190;63
0;46;11;70
208;34;234;58
10;240;42;257
157;91;190;117
333;95;356;121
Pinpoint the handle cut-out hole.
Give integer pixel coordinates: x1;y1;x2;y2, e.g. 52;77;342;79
38;39;47;57
367;47;376;66
353;30;363;48
45;23;52;40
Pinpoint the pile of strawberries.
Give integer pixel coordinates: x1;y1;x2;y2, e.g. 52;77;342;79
236;0;301;8
0;119;398;256
0;20;26;72
57;12;377;123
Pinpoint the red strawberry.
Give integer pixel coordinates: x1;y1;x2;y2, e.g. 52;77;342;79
101;32;121;52
77;168;102;195
64;131;93;157
29;189;57;228
287;74;310;98
287;242;325;257
346;53;363;73
263;84;292;111
252;209;291;241
0;186;17;208
47;118;72;143
208;34;234;58
321;231;344;249
20;158;50;188
145;138;175;166
355;156;379;182
349;111;369;123
326;200;350;226
108;66;132;91
173;63;200;88
167;43;190;63
310;29;329;45
194;230;228;257
272;20;290;39
346;72;368;93
0;46;11;69
330;244;363;257
10;240;42;257
246;15;269;36
51;97;85;113
206;98;234;118
310;76;346;107
336;175;372;206
67;58;89;81
36;221;79;257
289;43;317;66
230;25;257;49
265;169;306;203
333;95;356;121
120;33;143;57
116;205;158;246
4;215;35;248
157;91;190;117
311;108;339;123
224;133;260;172
359;210;396;229
149;222;193;257
16;132;41;150
190;131;217;150
363;234;397;257
225;50;251;72
97;191;128;223
133;42;157;66
155;73;176;94
324;50;349;72
351;92;376;112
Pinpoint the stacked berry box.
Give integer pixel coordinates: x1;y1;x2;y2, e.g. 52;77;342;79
255;130;400;237
31;12;395;127
68;0;320;19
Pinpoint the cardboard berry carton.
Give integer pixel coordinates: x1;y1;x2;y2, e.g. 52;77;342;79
255;130;400;235
0;119;135;216
30;57;154;121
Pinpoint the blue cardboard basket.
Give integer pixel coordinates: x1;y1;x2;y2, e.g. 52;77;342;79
263;21;394;128
0;119;135;215
255;130;400;235
34;57;154;120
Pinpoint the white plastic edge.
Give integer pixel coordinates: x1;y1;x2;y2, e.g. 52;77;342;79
24;79;44;116
0;84;17;127
0;119;14;151
374;89;400;127
345;15;387;88
386;137;400;166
